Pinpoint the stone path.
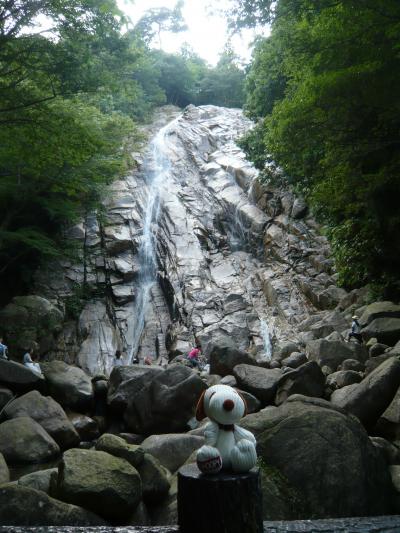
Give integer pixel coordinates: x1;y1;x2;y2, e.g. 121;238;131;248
2;516;400;532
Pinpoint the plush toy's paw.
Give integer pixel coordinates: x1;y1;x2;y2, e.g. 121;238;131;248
230;439;257;473
196;445;222;474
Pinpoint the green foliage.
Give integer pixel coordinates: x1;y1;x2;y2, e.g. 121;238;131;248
237;0;400;297
196;46;246;108
0;0;145;300
134;0;187;48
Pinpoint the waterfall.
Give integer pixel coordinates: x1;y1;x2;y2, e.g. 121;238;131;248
260;318;273;361
128;125;172;363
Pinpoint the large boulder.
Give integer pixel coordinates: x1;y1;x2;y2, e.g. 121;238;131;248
233;364;282;405
56;448;142;521
0;295;63;357
0;359;45;392
0;417;60;464
361;318;400;346
275;361;325;405
309;311;348;340
141;434;204;473
0;485;106;525
107;365;163;413
0;387;13;411
4;390;79;449
381;387;400;427
124;365;207;435
242;395;393;518
18;468;57;494
67;412;99;441
95;433;144;468
0;453;9;484
281;352;307;369
360;301;400;326
326;370;362;390
206;332;255;377
41;361;94;411
306;339;368;371
330;357;400;429
136;453;171;505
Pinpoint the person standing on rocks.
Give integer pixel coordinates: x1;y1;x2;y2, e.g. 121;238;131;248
0;337;8;360
347;315;363;344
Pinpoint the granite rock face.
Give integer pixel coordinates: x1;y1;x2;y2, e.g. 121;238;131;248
27;105;343;375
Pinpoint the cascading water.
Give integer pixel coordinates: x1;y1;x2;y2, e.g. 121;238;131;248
128;125;173;363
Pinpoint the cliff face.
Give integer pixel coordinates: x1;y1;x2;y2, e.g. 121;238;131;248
29;105;340;375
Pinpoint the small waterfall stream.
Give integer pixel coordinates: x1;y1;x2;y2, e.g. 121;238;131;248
128;124;173;363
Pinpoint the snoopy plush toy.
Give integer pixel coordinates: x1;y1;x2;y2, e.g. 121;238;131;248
195;384;257;474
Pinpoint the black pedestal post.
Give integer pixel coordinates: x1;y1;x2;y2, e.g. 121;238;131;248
178;463;263;533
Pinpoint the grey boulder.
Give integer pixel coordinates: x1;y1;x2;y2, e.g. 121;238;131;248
137;452;171;505
124;365;207;435
4;390;79;449
207;332;255;377
242;395;393;518
0;484;106;525
41;361;94;411
326;370;363;390
56;448;142;521
233;364;282;405
18;468;57;494
275;361;325;405
107;365;163;413
330;357;400;429
0;417;60;464
360;301;400;326
0;453;9;484
362;318;400;346
141;433;204;473
95;433;144;468
306;339;368;371
0;359;45;392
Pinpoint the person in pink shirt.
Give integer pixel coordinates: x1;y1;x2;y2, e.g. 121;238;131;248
187;345;201;368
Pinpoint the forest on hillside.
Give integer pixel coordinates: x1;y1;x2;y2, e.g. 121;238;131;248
1;0;399;303
235;0;400;298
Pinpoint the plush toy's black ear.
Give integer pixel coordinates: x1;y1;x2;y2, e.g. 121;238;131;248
195;390;207;421
236;390;248;417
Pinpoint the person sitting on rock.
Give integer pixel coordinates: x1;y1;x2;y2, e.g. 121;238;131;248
347;315;363;344
23;348;43;376
187;345;201;368
0;337;8;360
144;356;152;365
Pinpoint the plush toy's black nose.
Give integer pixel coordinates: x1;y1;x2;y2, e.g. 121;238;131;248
223;399;234;411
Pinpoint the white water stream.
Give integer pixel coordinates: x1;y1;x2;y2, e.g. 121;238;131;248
128;124;173;363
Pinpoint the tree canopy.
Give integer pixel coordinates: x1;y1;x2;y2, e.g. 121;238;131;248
236;0;400;297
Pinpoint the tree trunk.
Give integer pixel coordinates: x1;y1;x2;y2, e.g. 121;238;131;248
178;463;263;533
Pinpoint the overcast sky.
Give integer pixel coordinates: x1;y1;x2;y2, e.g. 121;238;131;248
117;0;263;66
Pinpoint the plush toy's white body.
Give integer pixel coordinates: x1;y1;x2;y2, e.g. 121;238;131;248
196;384;257;474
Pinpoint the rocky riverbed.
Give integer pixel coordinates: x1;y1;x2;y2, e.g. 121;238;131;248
0;105;400;527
